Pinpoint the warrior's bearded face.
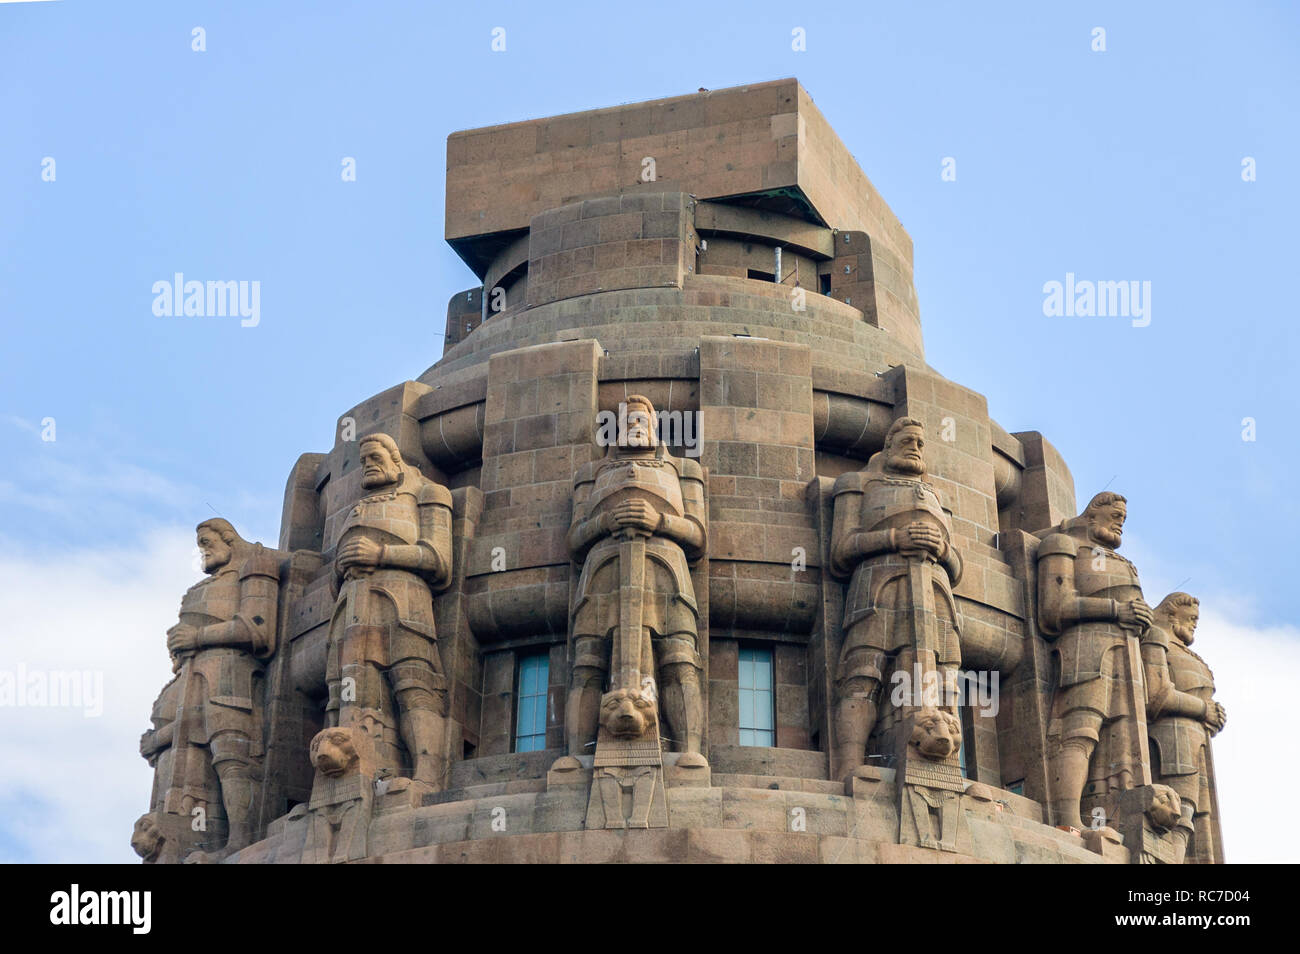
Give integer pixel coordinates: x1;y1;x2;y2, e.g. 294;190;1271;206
1171;603;1199;645
623;404;656;449
360;440;401;488
1087;500;1126;548
885;425;926;476
196;527;232;573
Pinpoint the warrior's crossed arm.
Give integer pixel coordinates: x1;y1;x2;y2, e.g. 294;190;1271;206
661;462;706;559
1036;534;1129;638
1142;628;1226;733
830;496;893;578
378;482;454;591
171;548;280;657
829;481;961;584
139;725;169;761
567;462;707;561
567;474;604;560
938;535;962;585
659;507;705;557
1141;627;1213;722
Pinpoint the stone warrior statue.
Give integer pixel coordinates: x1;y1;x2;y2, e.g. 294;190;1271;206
136;518;280;863
1037;492;1152;831
324;432;454;790
558;395;708;769
1142;592;1226;863
828;417;963;782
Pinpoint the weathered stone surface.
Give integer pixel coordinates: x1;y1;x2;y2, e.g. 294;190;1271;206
136;79;1226;864
1035;493;1153;835
1142;592;1225;863
136;520;282;864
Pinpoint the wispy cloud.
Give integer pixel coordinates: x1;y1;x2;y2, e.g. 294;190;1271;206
0;526;195;863
5;415;41;436
0;417;278;553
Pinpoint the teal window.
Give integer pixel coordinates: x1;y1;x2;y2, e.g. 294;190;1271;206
514;652;549;752
738;646;774;747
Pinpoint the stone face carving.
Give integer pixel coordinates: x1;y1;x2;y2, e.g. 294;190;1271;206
324;432;454;790
300;725;376;864
828;417;964;781
910;706;962;760
898;707;966;852
585;687;668;829
136;519;280;863
312;726;360;778
1036;492;1152;831
1146;784;1182;830
1117;784;1184;864
1141;592;1226;863
562;395;708;769
130;813;165;864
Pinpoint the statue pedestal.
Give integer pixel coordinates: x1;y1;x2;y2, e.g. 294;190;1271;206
373;776;432;814
1082;825;1129;863
663;752;711;789
546;755;593;791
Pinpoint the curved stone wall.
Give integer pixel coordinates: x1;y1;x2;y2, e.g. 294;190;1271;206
135;80;1222;865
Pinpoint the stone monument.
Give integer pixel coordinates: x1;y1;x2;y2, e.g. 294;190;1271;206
1141;592;1226;863
136;519;280;863
827;416;963;783
133;79;1227;863
1035;492;1152;833
323;431;455;793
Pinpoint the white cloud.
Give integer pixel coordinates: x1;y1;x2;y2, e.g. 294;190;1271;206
0;527;194;863
1194;610;1300;863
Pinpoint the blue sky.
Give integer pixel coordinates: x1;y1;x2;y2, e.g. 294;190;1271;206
1;1;1297;862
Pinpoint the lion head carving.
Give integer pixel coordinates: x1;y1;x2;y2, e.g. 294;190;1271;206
310;727;360;778
599;687;657;740
1147;784;1182;830
130;813;165;862
909;707;962;761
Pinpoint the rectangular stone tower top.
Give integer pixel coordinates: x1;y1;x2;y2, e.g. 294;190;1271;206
445;78;912;278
